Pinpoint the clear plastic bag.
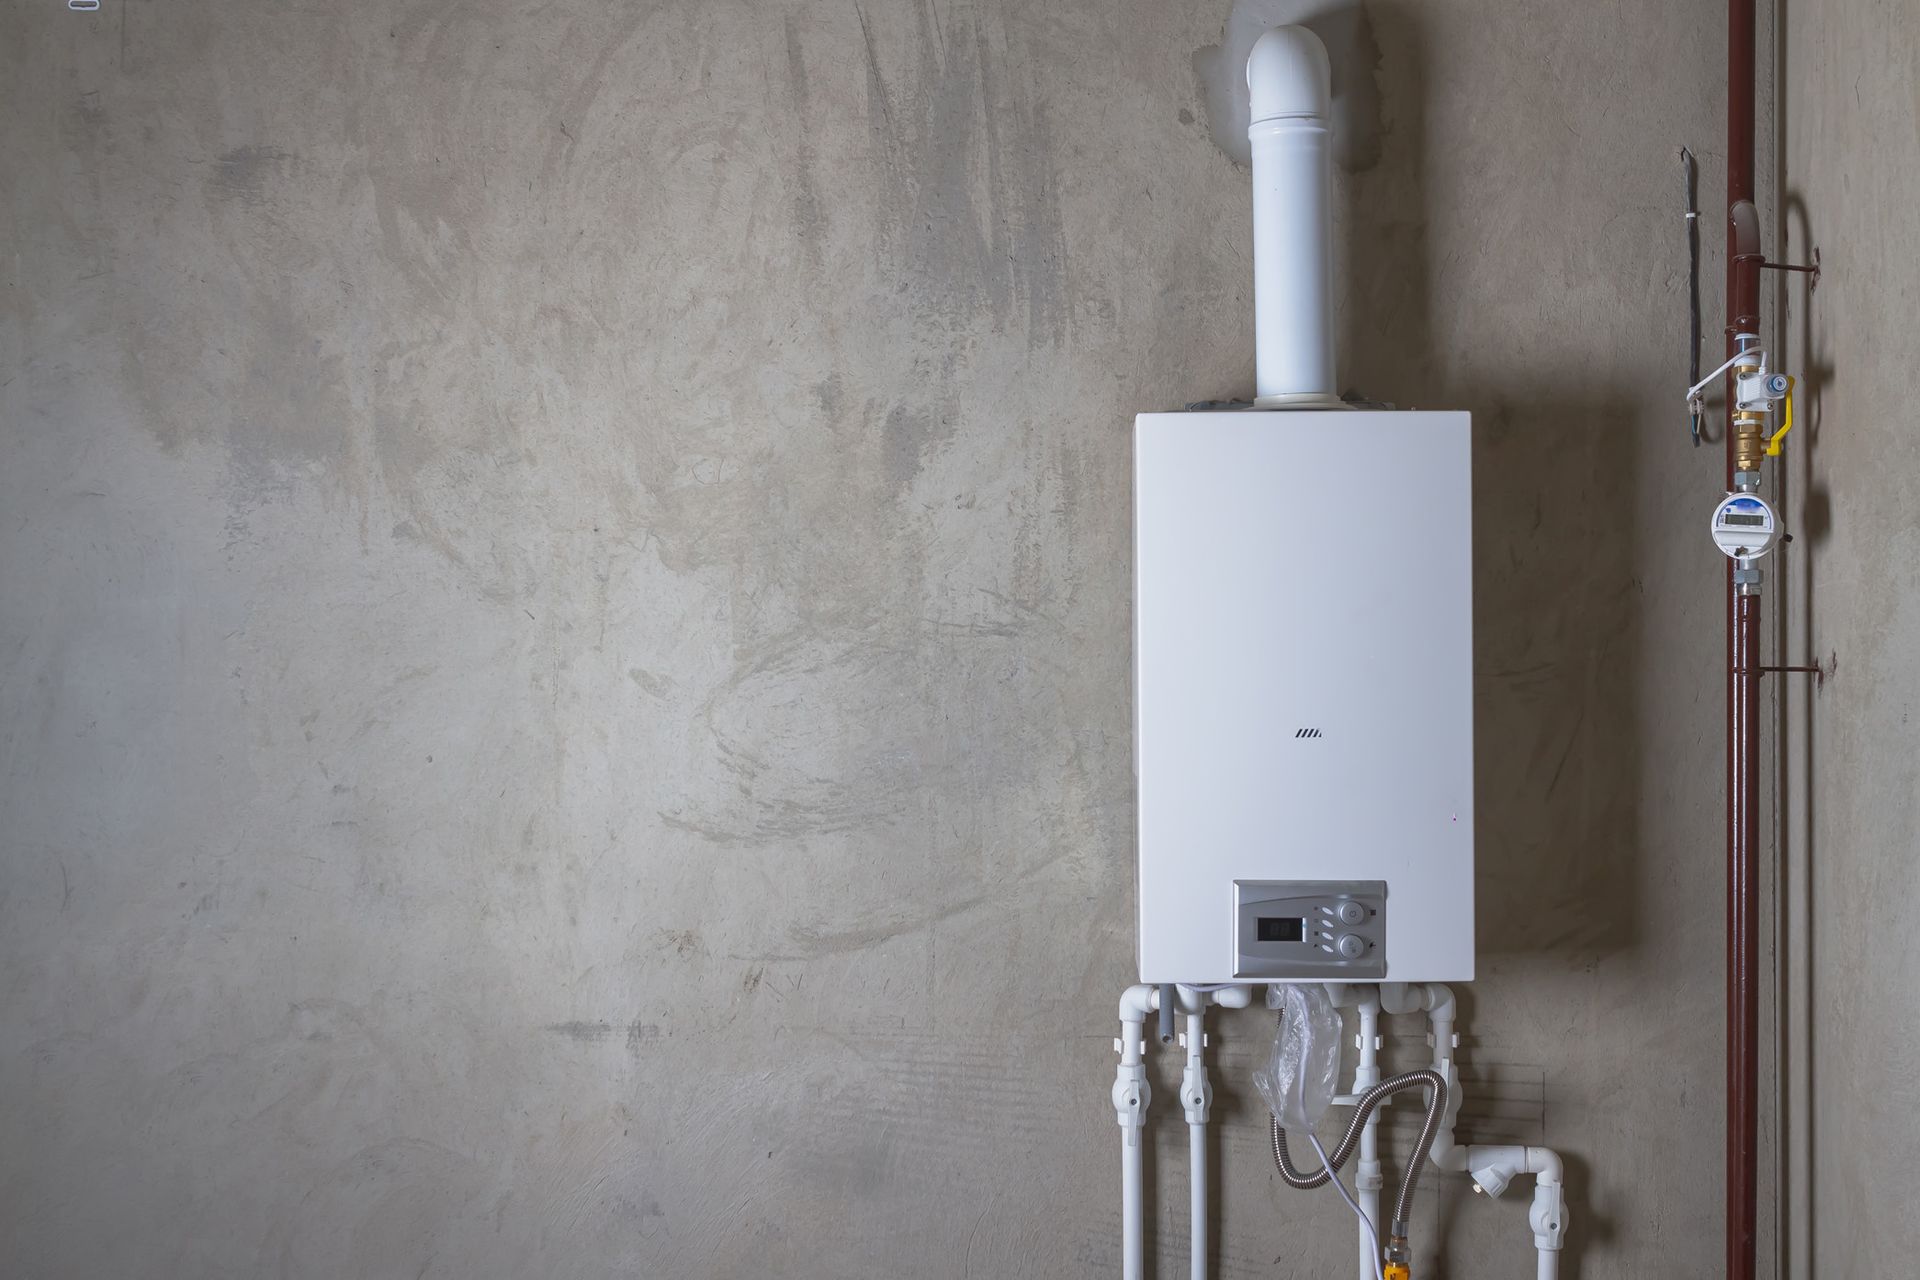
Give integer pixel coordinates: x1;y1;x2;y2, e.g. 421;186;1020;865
1253;983;1343;1131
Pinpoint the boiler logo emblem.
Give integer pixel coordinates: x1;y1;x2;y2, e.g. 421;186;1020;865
1294;728;1324;739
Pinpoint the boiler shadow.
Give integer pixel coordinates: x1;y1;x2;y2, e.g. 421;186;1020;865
1332;6;1640;1274
1334;3;1645;966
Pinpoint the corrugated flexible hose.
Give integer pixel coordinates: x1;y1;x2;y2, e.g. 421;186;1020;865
1269;1062;1447;1231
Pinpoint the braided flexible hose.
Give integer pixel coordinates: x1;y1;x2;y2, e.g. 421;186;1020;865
1268;1033;1447;1231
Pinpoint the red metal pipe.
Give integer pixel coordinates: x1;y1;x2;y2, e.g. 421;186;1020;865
1725;0;1762;1274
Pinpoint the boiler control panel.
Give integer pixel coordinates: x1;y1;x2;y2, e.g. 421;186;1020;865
1233;880;1387;980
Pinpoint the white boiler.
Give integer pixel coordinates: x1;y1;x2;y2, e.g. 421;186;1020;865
1131;27;1474;986
1132;407;1474;984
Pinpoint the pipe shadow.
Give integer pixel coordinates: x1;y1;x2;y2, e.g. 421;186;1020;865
1774;182;1829;1280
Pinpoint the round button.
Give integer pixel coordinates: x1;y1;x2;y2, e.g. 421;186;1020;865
1336;900;1367;926
1336;934;1367;960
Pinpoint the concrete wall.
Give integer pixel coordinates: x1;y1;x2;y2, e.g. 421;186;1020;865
2;1;1733;1276
1781;2;1920;1274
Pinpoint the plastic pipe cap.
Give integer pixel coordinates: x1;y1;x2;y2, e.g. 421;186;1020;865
1246;26;1332;125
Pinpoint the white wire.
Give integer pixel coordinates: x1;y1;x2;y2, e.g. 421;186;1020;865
1307;1131;1385;1280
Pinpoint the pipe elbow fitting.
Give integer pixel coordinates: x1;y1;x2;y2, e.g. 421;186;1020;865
1118;984;1158;1023
1421;983;1456;1023
1526;1147;1565;1186
1246;25;1331;126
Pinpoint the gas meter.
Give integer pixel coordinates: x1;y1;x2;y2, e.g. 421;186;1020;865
1710;493;1780;562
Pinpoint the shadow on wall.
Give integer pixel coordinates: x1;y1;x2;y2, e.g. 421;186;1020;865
1329;1;1644;966
1185;5;1641;1271
1192;0;1385;173
1331;8;1642;1257
1194;0;1645;960
1777;184;1830;1280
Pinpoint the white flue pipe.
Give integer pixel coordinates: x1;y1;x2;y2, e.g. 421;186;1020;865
1247;26;1339;408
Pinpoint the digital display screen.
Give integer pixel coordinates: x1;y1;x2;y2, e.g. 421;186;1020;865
1723;513;1768;528
1257;917;1305;943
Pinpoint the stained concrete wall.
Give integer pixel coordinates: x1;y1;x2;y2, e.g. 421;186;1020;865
1781;2;1920;1274
2;2;1732;1276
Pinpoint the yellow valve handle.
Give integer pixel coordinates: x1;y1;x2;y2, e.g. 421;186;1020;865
1766;376;1795;457
1384;1266;1411;1280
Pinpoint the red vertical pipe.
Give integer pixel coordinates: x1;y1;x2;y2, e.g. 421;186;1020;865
1725;0;1761;1275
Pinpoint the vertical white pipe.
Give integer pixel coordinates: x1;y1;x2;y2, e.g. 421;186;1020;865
1123;1136;1144;1280
1188;1115;1207;1280
1247;26;1337;407
1420;984;1465;1172
1115;987;1156;1280
1181;1008;1209;1280
1527;1149;1568;1276
1352;993;1383;1280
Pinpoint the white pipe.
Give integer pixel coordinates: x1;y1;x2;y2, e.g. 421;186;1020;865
1324;985;1384;1280
1247;26;1340;408
1123;1136;1144;1280
1172;985;1248;1280
1457;1144;1567;1273
1114;985;1156;1280
1353;992;1383;1280
1417;987;1569;1272
1527;1146;1565;1185
1188;1122;1207;1280
1525;1148;1568;1277
1111;985;1253;1280
1120;984;1160;1023
1182;1009;1209;1280
1417;984;1466;1172
1208;984;1255;1011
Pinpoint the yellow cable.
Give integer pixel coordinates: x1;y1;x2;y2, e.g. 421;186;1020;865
1766;376;1796;457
